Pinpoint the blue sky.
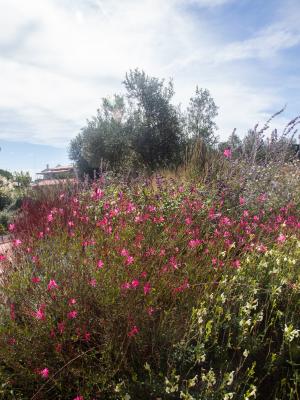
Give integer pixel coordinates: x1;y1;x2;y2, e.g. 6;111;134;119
0;0;300;178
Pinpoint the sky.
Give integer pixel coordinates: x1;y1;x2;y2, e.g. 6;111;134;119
0;0;300;178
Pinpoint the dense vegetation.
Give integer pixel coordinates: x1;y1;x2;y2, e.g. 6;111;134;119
0;70;300;399
0;170;31;233
69;70;299;178
0;148;299;399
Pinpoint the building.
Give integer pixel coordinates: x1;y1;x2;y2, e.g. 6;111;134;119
33;164;77;187
36;164;75;180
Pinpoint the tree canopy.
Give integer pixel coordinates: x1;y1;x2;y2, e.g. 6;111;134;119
69;69;218;176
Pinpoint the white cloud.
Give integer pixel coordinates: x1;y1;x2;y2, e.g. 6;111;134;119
216;26;300;63
0;0;299;147
180;0;233;7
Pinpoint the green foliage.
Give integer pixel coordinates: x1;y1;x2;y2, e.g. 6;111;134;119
187;86;218;147
124;69;183;169
70;69;214;176
0;169;13;180
13;171;32;188
0;168;299;399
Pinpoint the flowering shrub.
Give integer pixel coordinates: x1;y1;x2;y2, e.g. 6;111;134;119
0;175;299;399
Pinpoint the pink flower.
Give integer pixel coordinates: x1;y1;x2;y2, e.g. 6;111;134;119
0;254;7;261
32;276;41;284
232;260;241;269
39;368;49;379
68;298;76;305
223;148;232;158
257;244;267;253
7;337;16;346
8;223;15;232
67;310;78;319
121;282;131;290
239;197;246;205
83;332;91;342
143;282;151;295
13;239;22;247
147;307;155;316
125;256;134;265
35;305;46;321
47;214;53;222
89;278;97;287
73;396;84;400
58;321;65;334
128;325;139;337
188;239;201;248
258;193;267;203
121;248;129;257
131;279;139;288
185;217;192;225
243;210;249;218
47;279;58;291
97;259;104;269
277;233;286;244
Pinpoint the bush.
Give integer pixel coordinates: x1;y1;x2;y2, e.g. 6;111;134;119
0;174;299;399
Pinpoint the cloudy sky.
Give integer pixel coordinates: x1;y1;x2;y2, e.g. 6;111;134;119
0;0;300;176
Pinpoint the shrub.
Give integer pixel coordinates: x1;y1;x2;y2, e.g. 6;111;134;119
0;174;299;399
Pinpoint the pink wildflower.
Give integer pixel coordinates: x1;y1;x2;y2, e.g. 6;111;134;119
58;321;65;334
39;368;49;379
47;279;58;291
188;239;201;248
223;148;232;158
67;310;78;319
277;233;286;244
0;254;6;261
131;279;139;288
258;193;267;203
232;260;241;269
83;332;91;342
68;298;76;305
8;223;15;232
73;396;84;400
125;255;134;265
31;276;41;284
143;282;151;295
185;217;192;225
121;282;131;290
7;337;16;346
257;244;267;253
121;248;129;257
97;259;104;269
35;305;46;321
89;278;97;287
128;325;139;337
47;214;53;222
13;239;22;247
239;197;246;205
147;307;155;316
